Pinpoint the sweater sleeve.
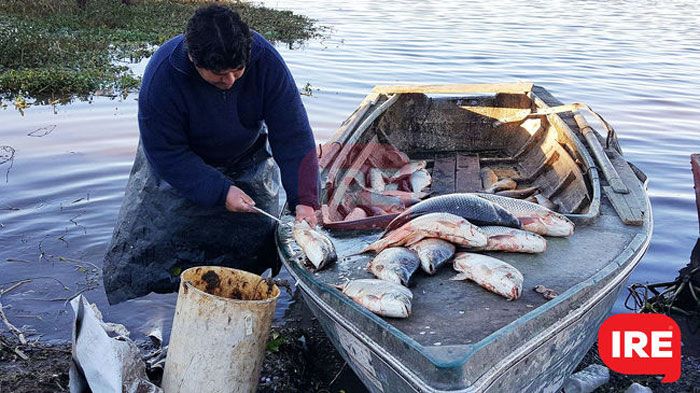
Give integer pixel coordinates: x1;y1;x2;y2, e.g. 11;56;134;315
138;89;232;207
260;48;320;210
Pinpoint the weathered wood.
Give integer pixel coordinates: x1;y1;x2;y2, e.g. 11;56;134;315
574;113;629;194
455;154;482;192
324;94;399;192
372;82;534;95
603;151;647;225
432;155;456;195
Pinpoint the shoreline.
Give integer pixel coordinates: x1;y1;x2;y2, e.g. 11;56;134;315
1;295;698;392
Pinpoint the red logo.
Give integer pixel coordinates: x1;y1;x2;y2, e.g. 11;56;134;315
598;313;681;383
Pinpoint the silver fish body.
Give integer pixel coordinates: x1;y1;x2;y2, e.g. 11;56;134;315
476;193;574;237
410;168;432;192
367;247;420;286
292;221;338;271
451;252;524;300
369;167;387;192
340;279;413;318
496;186;539;199
485;178;517;193
384;193;521;234
409;238;456;275
478;226;547;253
365;212;487;253
480;167;499;190
533;193;559;212
391;161;427;181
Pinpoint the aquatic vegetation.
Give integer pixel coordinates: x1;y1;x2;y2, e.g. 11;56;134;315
0;0;320;102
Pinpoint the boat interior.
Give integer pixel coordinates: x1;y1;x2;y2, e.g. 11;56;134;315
279;84;651;368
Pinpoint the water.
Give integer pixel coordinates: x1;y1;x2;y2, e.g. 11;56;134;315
1;0;699;343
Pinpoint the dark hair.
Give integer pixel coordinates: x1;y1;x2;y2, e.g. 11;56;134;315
185;5;252;72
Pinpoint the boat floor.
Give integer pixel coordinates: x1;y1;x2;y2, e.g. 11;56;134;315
303;200;645;348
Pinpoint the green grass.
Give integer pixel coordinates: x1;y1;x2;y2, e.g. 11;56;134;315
0;0;319;102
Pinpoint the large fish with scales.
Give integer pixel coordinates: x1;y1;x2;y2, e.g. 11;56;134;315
337;279;413;318
477;226;547;253
364;212;487;253
451;252;524;300
383;193;521;234
409;238;455;275
476;193;574;237
367;247;420;286
292;221;337;271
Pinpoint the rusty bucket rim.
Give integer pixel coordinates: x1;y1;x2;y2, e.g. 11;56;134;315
180;265;281;305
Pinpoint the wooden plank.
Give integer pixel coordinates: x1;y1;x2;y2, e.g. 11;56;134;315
371;82;533;95
574;113;629;194
432;155;456;195
455;154;482;192
603;152;647;226
324;94;400;192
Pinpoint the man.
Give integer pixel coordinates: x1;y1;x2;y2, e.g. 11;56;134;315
103;5;319;304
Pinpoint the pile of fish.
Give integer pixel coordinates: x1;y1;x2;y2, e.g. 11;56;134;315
340;193;574;318
339;146;432;221
480;167;559;212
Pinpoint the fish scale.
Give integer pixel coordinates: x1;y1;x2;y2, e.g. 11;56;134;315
384;193;521;234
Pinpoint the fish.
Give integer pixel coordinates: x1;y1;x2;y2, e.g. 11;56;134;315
352;169;366;188
338;279;413;318
364;212;487;253
354;188;405;212
367;247;420;286
451;252;523;300
496;186;539;199
384;193;521;234
391;161;427;182
409;238;455;275
410;168;431;192
345;207;367;221
478;226;547;253
476;193;574;237
533;193;559;212
485;178;517;193
384;183;399;191
480;167;498;190
292;221;338;271
359;205;388;216
381;190;428;206
369;168;387;192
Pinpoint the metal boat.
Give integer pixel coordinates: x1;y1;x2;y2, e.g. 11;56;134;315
276;83;652;392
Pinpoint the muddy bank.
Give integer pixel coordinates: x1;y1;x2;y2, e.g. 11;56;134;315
1;297;698;392
0;295;357;393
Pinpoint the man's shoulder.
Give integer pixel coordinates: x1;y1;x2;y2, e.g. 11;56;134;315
140;36;186;103
250;31;284;64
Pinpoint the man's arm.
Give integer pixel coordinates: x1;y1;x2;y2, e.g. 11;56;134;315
260;47;320;225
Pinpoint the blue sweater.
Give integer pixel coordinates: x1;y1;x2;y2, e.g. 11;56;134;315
138;33;319;209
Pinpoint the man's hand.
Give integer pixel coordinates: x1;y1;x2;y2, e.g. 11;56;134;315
225;185;256;212
295;204;317;227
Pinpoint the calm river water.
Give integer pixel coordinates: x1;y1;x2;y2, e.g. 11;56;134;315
1;0;699;344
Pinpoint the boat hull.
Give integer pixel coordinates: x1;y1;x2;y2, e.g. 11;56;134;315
284;232;649;392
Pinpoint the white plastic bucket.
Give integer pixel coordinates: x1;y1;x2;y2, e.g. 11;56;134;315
162;266;280;393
